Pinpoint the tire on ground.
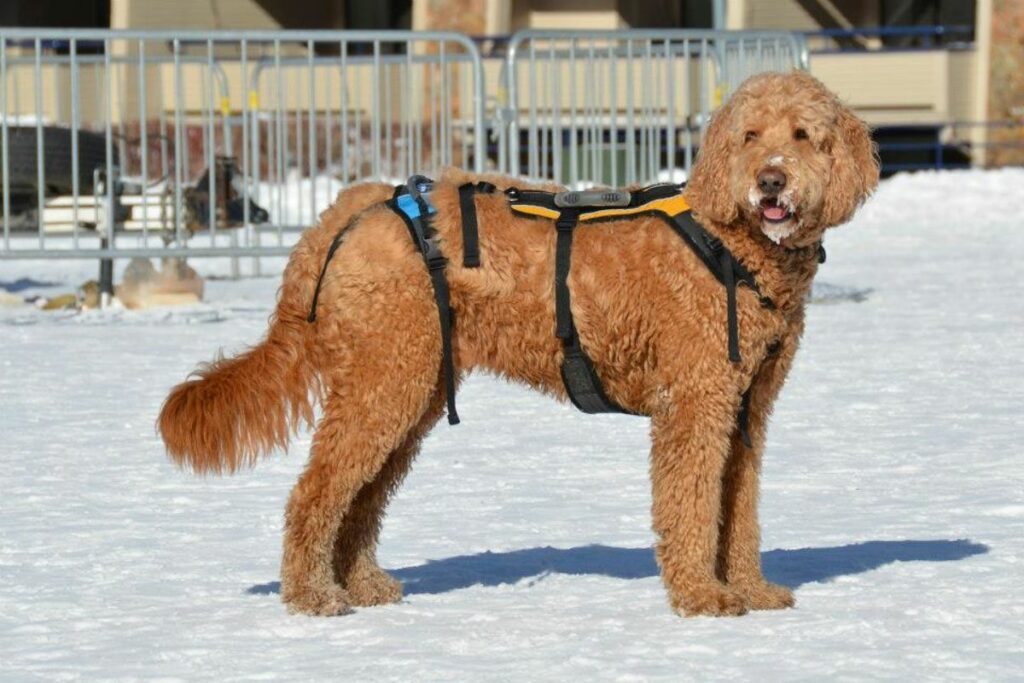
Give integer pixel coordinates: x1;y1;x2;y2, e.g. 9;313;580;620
0;126;117;197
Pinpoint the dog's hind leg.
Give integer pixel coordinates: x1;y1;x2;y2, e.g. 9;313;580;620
280;300;442;616
331;390;446;606
650;380;749;617
717;347;798;611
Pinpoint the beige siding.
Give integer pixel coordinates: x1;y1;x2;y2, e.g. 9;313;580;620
742;0;879;30
511;0;621;31
810;51;974;125
947;51;977;122
744;0;819;31
111;0;280;30
524;11;624;30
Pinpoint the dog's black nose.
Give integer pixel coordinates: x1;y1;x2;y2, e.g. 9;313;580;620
757;169;787;196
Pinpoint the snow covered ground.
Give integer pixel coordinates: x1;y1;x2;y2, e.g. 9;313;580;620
2;169;1022;681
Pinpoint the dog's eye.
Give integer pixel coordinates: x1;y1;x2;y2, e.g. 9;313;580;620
793;128;809;141
744;130;759;143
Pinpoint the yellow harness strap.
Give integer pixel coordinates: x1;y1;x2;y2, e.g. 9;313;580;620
509;193;690;223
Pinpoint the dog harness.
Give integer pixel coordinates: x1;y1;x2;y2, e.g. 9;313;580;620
494;183;770;430
308;176;775;445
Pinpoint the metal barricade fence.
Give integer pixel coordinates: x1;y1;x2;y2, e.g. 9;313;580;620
0;27;806;269
0;29;486;264
497;30;809;186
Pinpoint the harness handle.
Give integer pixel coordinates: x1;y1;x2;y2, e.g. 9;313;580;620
554;211;579;340
554;190;631;209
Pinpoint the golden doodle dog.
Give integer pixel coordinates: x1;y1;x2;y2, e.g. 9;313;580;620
159;71;878;617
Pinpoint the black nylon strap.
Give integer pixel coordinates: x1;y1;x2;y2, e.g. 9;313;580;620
427;255;460;425
554;211;578;340
386;194;460;426
561;341;624;414
629;182;682;205
307;228;346;323
507;187;559;209
457;182;483;268
665;211;761;293
307;211;370;323
720;248;741;363
552;209;626;414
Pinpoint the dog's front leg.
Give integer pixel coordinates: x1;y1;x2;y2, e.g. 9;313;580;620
716;338;800;611
650;383;748;616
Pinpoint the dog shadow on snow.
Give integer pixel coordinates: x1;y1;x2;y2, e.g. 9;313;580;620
247;539;987;597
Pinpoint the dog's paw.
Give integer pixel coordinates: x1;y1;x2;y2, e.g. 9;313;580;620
282;584;354;616
732;579;795;611
674;582;748;617
345;564;404;607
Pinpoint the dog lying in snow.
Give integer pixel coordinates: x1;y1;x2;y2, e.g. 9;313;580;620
159;71;878;617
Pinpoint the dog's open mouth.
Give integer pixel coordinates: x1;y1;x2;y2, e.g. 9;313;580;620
759;197;794;224
756;196;800;245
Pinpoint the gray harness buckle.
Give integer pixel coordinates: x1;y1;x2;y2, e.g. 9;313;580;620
553;190;631;209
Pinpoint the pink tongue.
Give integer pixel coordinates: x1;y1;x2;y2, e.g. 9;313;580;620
763;205;788;221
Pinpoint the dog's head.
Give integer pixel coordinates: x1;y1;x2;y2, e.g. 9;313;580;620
687;71;879;248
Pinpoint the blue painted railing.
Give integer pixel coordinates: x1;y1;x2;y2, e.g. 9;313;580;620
804;25;974;53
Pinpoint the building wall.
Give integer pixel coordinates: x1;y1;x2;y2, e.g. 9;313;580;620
810;50;975;125
987;0;1023;165
510;0;622;31
743;0;819;31
738;0;880;30
110;0;279;30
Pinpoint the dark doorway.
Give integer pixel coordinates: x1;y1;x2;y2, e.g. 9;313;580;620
0;0;110;28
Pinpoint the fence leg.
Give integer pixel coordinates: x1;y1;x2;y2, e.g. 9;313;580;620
99;238;114;309
230;230;240;279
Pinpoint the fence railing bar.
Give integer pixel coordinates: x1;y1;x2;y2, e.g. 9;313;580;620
699;38;709;142
172;38;184;244
240;38;250;247
157;65;169;188
276;39;286;239
308;39;317;227
587;39;597;185
665;39;676;178
404;46;413;178
34;38;45;250
137;39;148;243
550;40;561;183
1;39;8;249
103;38;115;253
206;39;217;243
384;60;393;176
440;40;449;169
608;39;618;187
71;39;81;247
568;38;578;186
372;41;382;178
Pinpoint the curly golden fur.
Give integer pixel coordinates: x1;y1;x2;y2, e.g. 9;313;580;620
159;71;878;617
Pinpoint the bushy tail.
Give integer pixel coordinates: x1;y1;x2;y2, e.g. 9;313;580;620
159;181;397;474
158;306;314;474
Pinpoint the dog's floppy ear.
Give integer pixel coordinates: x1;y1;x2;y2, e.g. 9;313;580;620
686;94;741;225
820;102;879;227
